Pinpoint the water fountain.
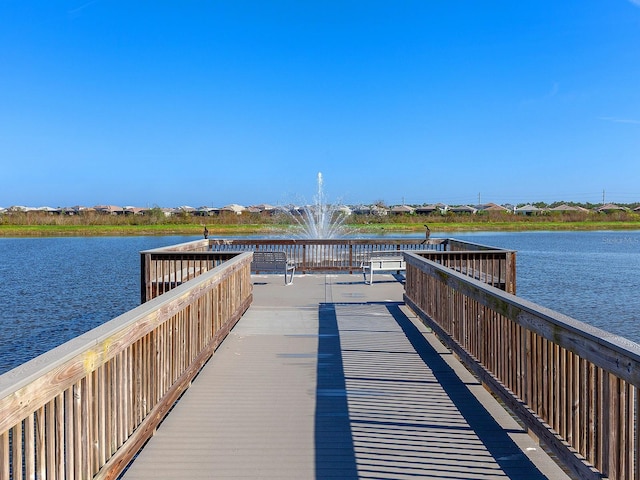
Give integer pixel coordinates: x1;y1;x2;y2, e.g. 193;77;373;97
284;172;349;239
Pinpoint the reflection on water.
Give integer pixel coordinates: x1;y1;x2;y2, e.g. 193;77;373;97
0;231;639;374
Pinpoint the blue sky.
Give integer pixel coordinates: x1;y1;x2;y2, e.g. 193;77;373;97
1;1;639;208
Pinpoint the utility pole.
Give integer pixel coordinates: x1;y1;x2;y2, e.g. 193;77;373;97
478;192;481;206
602;189;605;204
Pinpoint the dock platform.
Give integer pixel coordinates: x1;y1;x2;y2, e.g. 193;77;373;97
121;273;570;479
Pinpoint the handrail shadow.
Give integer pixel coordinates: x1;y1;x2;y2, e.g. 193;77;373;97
314;300;552;479
387;303;550;479
315;303;359;479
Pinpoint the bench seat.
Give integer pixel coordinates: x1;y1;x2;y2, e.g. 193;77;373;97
362;254;406;284
251;251;296;285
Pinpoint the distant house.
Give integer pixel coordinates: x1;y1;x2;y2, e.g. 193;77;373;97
7;205;28;213
247;204;279;215
176;206;196;215
257;203;278;213
288;205;306;216
476;203;511;213
352;205;373;215
21;205;61;214
390;205;415;215
335;205;352;216
222;204;247;215
352;204;388;216
64;206;95;215
515;205;543;216
123;206;145;215
94;205;125;215
415;204;446;215
449;205;477;215
595;203;628;213
195;206;220;216
371;205;388;216
549;204;589;213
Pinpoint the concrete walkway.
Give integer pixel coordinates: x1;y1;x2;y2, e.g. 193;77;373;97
121;274;571;479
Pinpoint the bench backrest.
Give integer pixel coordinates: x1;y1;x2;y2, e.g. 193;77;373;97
252;251;288;264
368;250;404;259
368;257;406;270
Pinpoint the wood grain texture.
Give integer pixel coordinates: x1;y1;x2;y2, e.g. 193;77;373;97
404;252;639;480
0;253;252;480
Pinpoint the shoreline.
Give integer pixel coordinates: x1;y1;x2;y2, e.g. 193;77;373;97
2;221;640;237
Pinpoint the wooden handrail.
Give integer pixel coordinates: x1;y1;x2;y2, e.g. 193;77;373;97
413;250;516;294
0;252;253;480
139;251;244;302
207;238;447;273
0;238;521;479
403;251;640;480
141;238;515;292
139;239;516;301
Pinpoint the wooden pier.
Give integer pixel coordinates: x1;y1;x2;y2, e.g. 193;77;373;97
2;238;639;480
121;273;568;479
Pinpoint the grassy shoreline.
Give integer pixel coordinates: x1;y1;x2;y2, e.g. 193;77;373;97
2;221;640;237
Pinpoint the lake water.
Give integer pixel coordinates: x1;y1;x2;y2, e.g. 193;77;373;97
1;231;639;375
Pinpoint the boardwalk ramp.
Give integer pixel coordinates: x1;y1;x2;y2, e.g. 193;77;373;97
121;274;569;479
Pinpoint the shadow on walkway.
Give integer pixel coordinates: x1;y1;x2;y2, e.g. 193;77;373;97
314;300;551;479
315;303;359;478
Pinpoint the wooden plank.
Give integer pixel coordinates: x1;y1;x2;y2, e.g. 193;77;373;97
13;423;22;480
406;294;600;480
45;400;55;479
404;253;640;386
403;254;638;480
0;431;8;480
56;393;64;480
120;277;569;480
35;406;45;480
0;255;253;436
25;413;35;480
587;362;596;467
608;375;620;480
97;294;250;480
65;388;74;480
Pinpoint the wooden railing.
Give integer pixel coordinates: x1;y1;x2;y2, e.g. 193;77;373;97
0;252;252;480
403;251;640;480
206;238;446;273
446;238;509;252
414;250;516;294
140;238;516;297
139;245;243;302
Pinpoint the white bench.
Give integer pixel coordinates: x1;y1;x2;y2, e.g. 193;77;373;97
362;253;406;285
251;251;296;285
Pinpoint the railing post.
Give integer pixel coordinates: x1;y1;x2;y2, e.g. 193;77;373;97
506;251;517;294
140;253;148;304
0;252;255;480
302;244;307;273
404;252;640;480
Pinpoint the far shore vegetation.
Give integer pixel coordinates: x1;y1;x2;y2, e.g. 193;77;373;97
1;208;640;237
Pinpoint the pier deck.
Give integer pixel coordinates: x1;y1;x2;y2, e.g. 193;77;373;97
121;273;570;479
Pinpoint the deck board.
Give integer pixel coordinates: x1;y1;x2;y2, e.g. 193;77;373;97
120;274;570;479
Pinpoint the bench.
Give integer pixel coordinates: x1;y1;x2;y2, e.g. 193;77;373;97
251;251;296;285
362;253;406;284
